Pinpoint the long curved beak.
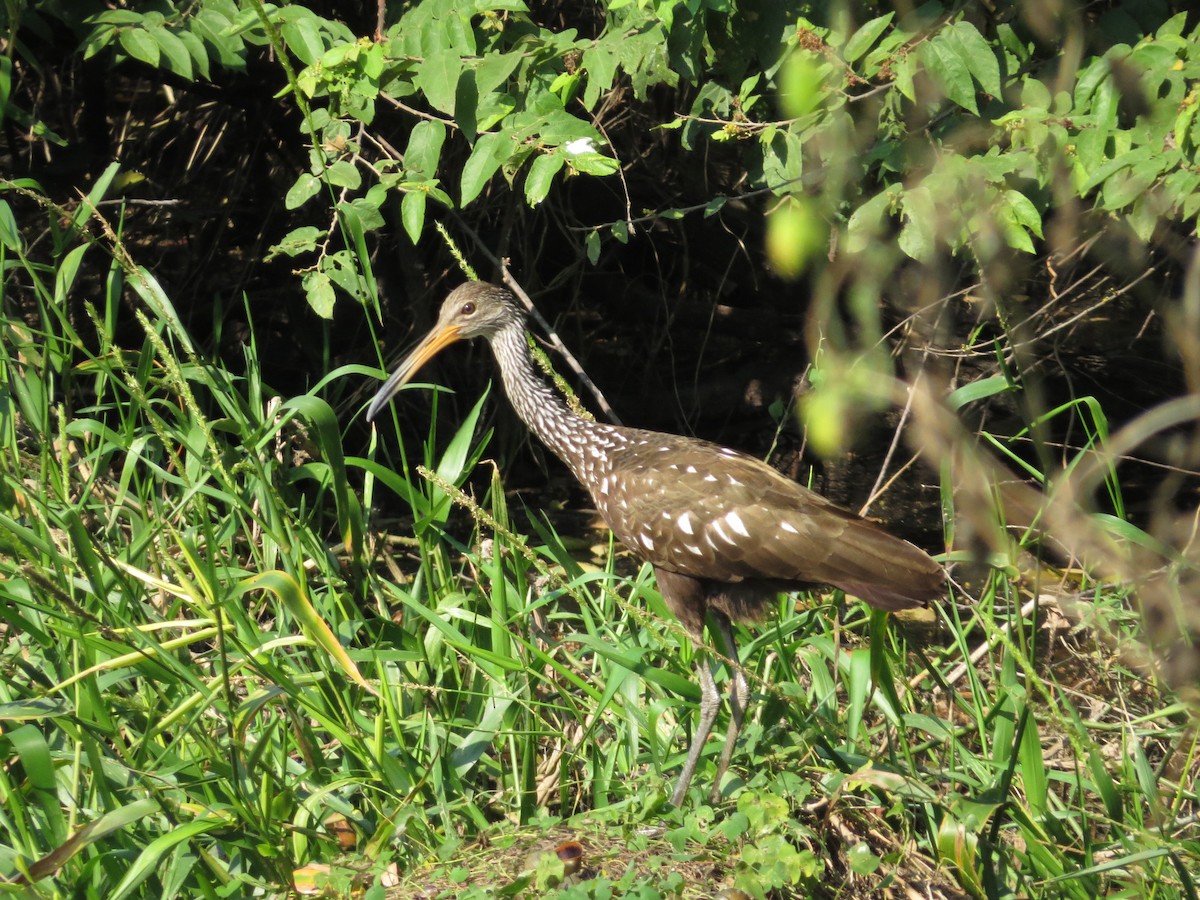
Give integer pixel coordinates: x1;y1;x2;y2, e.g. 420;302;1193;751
365;323;464;422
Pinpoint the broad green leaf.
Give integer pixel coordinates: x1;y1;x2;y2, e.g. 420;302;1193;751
920;36;976;114
1019;75;1051;111
303;270;336;318
119;27;160;67
898;185;936;260
285;172;322;209
339;196;386;232
176;29;211;79
1102;164;1157;210
416;49;463;116
320;250;364;297
567;151;619;176
1004;189;1043;237
460;131;508;205
405;119;446;177
524;152;564;206
326;160;361;189
845;186;896;254
401;189;426;244
842;13;893;64
582;45;617;109
892;52;915;101
585;229;601;264
150;27;192;78
281;16;326;65
474;50;522;96
946;20;1001;97
193;9;244;69
269;225;322;258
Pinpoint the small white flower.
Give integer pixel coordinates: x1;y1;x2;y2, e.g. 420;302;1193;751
563;138;597;156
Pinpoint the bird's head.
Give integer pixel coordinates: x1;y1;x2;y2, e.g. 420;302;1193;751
366;282;523;422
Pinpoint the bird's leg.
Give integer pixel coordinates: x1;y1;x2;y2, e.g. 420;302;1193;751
710;612;749;803
670;639;721;807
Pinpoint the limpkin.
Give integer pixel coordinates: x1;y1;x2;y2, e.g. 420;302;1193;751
367;282;943;806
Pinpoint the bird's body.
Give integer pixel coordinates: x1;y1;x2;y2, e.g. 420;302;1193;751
368;282;943;805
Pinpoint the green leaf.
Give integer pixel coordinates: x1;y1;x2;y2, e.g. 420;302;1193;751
1004;189;1043;237
567;151;619;176
303;271;336;318
585;230;601;264
1102;165;1157;211
0;199;21;251
240;570;378;695
460;131;508;205
892;52;915;101
416;49;463;116
401;190;426;244
339;196;385;232
177;29;211;79
281;16;326;66
110;818;219;900
524;152;564;206
285;172;322;209
842;13;893;64
320;250;364;296
151;27;192;78
945;20;1001;97
54;244;90;304
845;186;896;254
326;160;361;189
20;799;160;886
947;374;1013;410
268;225;322;258
405;119;446;178
474;50;522;96
920;35;976;114
898;185;936;260
193;9;244;69
582;45;617;110
119;28;161;67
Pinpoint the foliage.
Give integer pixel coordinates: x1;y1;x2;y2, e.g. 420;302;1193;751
17;0;1197;317
2;0;1200;897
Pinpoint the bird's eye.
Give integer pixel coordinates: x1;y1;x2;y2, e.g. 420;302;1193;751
461;301;476;315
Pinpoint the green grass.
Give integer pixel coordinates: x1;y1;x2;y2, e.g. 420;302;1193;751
1;190;1197;899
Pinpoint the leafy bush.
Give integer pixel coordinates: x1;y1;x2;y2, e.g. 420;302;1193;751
2;1;1199;897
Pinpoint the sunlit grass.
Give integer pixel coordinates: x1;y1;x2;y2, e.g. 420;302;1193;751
0;189;1196;899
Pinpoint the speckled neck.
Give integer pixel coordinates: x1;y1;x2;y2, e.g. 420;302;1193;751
489;324;623;482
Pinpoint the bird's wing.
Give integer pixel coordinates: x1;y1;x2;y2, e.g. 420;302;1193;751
601;434;942;609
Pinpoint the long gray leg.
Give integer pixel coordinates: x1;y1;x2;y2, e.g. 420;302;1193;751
711;612;749;802
670;644;720;807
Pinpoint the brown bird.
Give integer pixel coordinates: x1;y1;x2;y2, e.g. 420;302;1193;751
367;282;943;806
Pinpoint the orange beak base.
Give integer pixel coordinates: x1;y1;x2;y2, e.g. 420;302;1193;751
365;324;463;422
